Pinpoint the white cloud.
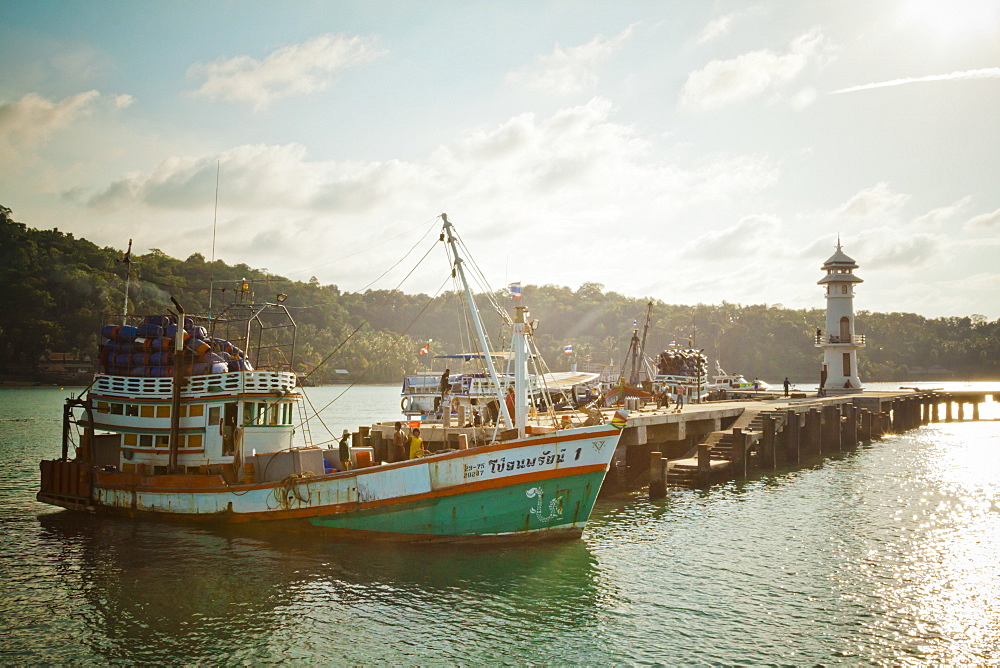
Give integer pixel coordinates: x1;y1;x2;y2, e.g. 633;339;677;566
114;94;135;109
86;142;428;213
912;196;971;226
0;91;100;161
830;67;1000;95
965;207;1000;230
75;98;782;285
693;14;738;46
849;226;940;268
505;26;634;95
680;29;825;111
187;33;387;110
835;182;910;219
682;214;785;259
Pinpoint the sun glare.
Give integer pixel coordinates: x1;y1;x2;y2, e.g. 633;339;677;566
898;0;999;38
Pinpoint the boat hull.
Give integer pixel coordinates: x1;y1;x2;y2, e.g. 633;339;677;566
39;426;621;542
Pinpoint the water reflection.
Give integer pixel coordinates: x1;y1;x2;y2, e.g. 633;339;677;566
852;425;1000;664
36;513;603;664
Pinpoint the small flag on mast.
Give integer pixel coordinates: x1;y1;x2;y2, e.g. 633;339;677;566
419;343;430;355
508;282;522;299
563;344;573;354
632;319;638;327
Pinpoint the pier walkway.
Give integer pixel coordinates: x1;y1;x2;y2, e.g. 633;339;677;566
363;388;998;494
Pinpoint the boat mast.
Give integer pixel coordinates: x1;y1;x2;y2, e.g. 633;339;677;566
512;305;529;439
121;239;133;325
441;214;513;431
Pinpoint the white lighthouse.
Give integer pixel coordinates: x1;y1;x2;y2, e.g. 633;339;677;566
816;240;865;394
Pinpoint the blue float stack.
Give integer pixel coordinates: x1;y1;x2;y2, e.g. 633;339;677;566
98;315;254;377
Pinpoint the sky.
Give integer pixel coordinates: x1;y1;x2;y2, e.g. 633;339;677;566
1;0;998;320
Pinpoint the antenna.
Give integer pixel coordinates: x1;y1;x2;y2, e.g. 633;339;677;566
208;160;220;319
121;239;133;324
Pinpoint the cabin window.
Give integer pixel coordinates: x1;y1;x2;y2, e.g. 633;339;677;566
123;433;138;446
178;405;187;417
96;401;109;414
187;434;203;449
842;285;848;294
243;402;255;425
268;403;278;425
209;406;221;426
139;434;153;448
140;405;154;418
125;404;138;416
156;405;171;418
282;403;292;425
842;353;851;376
175;435;186;447
110;403;123;415
155;435;169;448
189;404;204;418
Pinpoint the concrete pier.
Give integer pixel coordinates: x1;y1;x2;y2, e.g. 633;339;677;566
365;388;997;494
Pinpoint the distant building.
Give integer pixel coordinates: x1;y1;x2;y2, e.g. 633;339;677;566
816;241;865;394
906;365;958;381
38;352;94;383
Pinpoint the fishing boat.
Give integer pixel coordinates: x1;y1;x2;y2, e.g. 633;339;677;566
37;215;625;542
401;355;599;419
704;362;773;392
649;346;710;403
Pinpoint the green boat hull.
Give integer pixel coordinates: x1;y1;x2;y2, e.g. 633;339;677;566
307;470;607;539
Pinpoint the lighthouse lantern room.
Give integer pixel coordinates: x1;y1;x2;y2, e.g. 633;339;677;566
816;240;865;394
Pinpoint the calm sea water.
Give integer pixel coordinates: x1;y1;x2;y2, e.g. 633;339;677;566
1;383;998;664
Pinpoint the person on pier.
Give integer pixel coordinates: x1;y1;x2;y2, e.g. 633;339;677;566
409;428;424;459
504;387;516;426
392;422;407;463
339;429;352;470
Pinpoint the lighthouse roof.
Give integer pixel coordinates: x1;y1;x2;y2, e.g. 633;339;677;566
822;246;857;268
818;240;862;284
818;272;863;284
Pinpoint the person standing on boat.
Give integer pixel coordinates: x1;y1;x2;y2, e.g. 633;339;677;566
504;387;516;426
674;385;685;413
392;422;407;462
409;428;424;459
439;368;451;417
339;429;352;470
783;377;790;397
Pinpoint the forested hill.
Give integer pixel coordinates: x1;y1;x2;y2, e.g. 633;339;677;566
2;206;998;384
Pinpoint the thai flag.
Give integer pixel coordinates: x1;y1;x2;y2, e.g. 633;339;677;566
508;282;522;299
563;344;573;354
668;340;677;347
632;319;638;327
419;343;430;355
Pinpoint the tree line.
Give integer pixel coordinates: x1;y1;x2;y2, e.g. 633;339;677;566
2;205;998;384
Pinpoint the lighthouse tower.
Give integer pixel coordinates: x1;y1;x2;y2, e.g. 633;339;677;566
816;240;865;394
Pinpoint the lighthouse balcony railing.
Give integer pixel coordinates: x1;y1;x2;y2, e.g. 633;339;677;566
814;334;866;346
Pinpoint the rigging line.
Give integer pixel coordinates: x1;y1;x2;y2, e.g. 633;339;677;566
296;271;454;426
284;217;440;278
354;218;440;293
296;232;442;384
299;386;338;445
450;228;510;322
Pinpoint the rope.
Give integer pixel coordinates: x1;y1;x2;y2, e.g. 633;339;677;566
296;272;454;427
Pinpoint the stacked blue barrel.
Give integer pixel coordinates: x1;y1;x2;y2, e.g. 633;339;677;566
98;315;254;377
